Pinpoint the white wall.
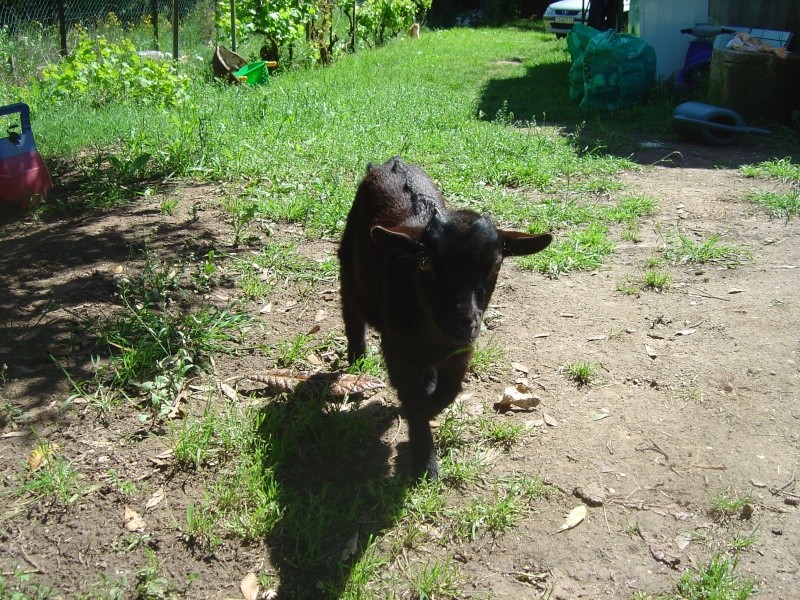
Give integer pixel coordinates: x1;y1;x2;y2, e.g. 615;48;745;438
629;0;710;80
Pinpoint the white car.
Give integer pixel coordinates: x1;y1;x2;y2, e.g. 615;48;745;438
543;0;629;37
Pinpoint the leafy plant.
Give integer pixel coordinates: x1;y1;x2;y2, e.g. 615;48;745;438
108;152;151;184
40;34;189;107
216;0;315;47
347;0;431;47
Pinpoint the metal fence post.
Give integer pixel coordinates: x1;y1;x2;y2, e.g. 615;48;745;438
230;0;237;53
58;0;67;56
172;0;179;60
151;0;159;51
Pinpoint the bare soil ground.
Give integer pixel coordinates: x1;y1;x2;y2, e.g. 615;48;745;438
1;139;799;599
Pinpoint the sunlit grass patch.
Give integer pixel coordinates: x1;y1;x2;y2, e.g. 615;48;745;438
517;223;614;277
666;233;748;267
740;157;800;182
747;189;800;219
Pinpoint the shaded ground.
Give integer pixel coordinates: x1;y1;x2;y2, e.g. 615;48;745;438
1;136;799;599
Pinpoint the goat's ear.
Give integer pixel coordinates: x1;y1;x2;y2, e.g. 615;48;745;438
500;231;553;257
371;225;424;252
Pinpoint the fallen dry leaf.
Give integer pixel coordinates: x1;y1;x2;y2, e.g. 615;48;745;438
542;412;559;427
124;507;146;532
645;344;657;359
674;329;697;337
145;488;165;510
27;443;56;472
220;383;238;401
559;504;587;531
495;383;541;413
240;572;260;600
247;370;385;397
511;362;529;374
340;531;359;561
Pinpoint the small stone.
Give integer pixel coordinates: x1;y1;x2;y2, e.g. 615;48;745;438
785;496;799;507
772;527;783;535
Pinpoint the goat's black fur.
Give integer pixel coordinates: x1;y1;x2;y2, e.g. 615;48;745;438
338;157;552;479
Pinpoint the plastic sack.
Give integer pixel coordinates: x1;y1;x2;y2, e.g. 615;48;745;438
577;30;657;111
567;24;602;102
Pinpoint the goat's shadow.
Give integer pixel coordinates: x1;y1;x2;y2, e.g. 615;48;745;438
251;377;413;598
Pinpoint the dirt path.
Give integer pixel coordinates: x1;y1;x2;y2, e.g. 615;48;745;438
1;145;798;598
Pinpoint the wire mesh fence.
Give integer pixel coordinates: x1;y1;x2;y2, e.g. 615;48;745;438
0;0;219;79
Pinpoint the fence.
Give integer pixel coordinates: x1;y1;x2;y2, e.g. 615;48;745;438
1;0;212;58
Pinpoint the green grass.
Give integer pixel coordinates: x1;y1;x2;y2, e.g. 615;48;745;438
469;340;507;380
563;360;601;387
711;492;754;523
643;268;671;291
19;445;80;506
18;27;643;238
666;234;747;267
518;223;614;277
747;189;800;219
675;554;755;600
740;157;800;182
478;417;526;449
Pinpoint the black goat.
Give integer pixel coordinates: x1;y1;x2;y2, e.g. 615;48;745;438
338;157;552;479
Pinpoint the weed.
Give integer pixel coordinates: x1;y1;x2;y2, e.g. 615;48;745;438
20;444;80;506
184;500;222;553
452;487;522;540
435;401;474;452
730;528;758;552
346;352;386;378
106;469;138;497
711;492;753;523
469;340;507;380
620;222;642;242
227;198;259;246
747;190;800;219
338;536;387;600
740;157;800;183
409;558;462;600
616;276;640;296
518;223;614;277
440;450;486;487
624;523;642;537
563;360;600;387
666;234;746;266
0;572;54;599
479;417;525;450
675;553;755;600
159;197;179;216
643;269;671;291
135;548;178;599
601;194;658;223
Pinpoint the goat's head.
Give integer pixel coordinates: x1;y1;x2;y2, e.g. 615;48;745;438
371;209;552;347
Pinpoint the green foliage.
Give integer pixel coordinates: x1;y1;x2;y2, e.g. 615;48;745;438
747;189;800;219
740;157;800;183
666;234;747;266
346;0;430;46
217;0;316;46
675;554;755;600
40;34;189;108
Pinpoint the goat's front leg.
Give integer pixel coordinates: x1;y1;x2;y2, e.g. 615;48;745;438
389;352;472;480
385;357;439;479
342;301;367;365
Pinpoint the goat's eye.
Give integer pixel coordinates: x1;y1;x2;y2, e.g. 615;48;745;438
418;255;432;272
